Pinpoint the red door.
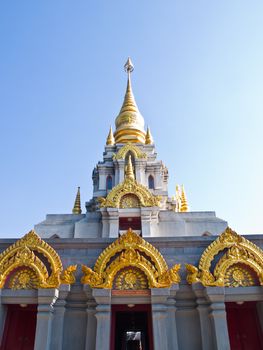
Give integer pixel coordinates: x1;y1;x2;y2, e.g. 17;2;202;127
226;302;263;350
1;304;37;350
119;217;142;231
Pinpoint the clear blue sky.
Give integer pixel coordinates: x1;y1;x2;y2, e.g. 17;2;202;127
0;1;262;237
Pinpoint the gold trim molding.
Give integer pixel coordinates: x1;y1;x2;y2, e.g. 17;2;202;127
0;230;76;289
98;177;161;208
113;143;147;160
81;228;180;289
186;227;263;287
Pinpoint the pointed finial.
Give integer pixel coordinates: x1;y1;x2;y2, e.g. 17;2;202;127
125;155;135;180
145;127;154;145
72;187;82;214
124;57;134;74
106;126;115;146
180;185;189;212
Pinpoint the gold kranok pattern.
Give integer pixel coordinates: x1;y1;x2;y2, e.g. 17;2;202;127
0;230;76;289
81;228;181;289
113;143;147;160
186;227;263;287
98;176;161;208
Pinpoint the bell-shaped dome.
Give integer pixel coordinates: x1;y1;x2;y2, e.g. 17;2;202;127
114;58;146;144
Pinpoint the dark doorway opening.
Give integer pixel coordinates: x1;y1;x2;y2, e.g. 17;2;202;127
226;301;263;350
1;304;37;350
119;217;141;231
111;304;153;350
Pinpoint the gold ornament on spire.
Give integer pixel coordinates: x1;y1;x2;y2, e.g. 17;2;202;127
145;127;153;145
180;185;189;212
114;58;146;144
72;187;82;214
125;155;135;180
106;126;115;146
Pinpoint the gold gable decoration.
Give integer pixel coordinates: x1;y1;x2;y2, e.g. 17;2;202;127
186;227;263;287
0;230;77;289
81;228;180;289
113;143;147;160
98;177;161;208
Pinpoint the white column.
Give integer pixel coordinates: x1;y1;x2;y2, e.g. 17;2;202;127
118;160;125;183
34;288;58;350
85;302;97;350
107;208;119;238
166;285;179;350
151;288;171;350
92;289;111;350
83;285;97;350
100;208;109;238
193;283;213;350
205;287;230;350
141;208;152;236
50;285;70;350
135;160;146;185
99;173;107;190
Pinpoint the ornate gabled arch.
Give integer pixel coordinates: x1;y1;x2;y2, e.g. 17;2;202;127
81;228;180;289
113;143;147;160
0;230;77;289
186;227;263;287
98;177;161;208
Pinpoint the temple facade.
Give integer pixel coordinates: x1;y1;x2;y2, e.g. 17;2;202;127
0;59;262;350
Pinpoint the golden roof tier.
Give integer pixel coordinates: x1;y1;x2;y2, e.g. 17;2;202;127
114;58;146;144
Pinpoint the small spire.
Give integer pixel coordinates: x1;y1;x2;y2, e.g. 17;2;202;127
180;185;189;212
125;155;135;180
106;126;115;145
145;127;154;144
175;185;181;212
72;187;82;214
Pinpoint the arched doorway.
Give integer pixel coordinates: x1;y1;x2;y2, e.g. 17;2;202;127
111;304;153;350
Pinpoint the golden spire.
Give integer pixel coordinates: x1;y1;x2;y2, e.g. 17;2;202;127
125;155;135;180
106;126;115;145
114;58;146;144
145;127;153;144
72;187;82;214
180;185;189;212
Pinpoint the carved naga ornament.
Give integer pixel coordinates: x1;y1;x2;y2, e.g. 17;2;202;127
0;230;77;289
81;228;181;289
186;227;263;287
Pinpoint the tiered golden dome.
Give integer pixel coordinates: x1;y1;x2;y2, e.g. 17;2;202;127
114;58;146;144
